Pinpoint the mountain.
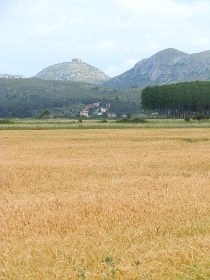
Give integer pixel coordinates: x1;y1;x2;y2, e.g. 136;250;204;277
35;58;110;85
0;74;24;79
104;48;210;88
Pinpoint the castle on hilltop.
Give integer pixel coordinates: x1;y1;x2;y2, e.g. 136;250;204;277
72;58;82;63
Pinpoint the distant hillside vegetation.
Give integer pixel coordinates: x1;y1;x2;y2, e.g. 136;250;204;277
0;78;141;118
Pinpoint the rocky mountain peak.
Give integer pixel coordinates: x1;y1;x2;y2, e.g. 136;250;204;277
104;48;210;89
35;59;110;85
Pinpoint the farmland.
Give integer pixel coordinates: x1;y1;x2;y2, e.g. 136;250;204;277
1;129;210;279
1;118;210;130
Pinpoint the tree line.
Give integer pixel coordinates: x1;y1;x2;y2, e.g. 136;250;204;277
141;81;210;117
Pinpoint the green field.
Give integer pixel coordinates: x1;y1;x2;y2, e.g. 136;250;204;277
1;118;210;130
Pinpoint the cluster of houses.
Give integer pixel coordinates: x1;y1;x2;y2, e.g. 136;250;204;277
80;102;117;118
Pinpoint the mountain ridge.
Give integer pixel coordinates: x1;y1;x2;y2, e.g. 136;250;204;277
104;48;210;88
2;48;210;88
0;74;25;79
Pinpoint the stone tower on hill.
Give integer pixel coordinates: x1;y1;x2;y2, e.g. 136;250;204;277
35;59;110;85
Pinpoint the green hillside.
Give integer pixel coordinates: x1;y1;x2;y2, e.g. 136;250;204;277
0;79;141;118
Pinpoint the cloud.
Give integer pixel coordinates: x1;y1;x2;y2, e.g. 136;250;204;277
106;58;140;77
96;40;116;51
124;59;140;68
192;37;210;48
106;65;119;77
1;0;210;76
34;17;68;35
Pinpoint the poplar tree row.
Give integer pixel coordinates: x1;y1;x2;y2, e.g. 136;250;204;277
141;81;210;117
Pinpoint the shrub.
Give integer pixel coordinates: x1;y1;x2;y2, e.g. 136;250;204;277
193;113;209;121
37;109;51;119
99;119;107;123
0;119;13;124
184;115;191;122
117;118;146;124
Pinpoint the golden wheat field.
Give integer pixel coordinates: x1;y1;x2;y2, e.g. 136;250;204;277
1;129;210;279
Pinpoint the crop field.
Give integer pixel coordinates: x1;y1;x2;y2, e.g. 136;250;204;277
1;118;210;130
1;129;210;279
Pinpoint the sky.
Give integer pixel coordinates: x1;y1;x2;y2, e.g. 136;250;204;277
1;0;210;77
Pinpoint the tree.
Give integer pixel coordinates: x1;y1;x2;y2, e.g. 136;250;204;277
142;81;210;118
37;109;51;119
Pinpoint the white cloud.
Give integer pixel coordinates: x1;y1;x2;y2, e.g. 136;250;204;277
34;17;68;35
96;40;116;51
106;65;119;77
106;58;140;77
192;37;210;48
124;59;139;68
1;0;210;76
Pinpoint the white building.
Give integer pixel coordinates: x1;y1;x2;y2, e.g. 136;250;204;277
108;112;117;118
101;108;106;113
93;102;100;107
80;110;89;117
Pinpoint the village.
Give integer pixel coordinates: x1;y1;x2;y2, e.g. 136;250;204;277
80;102;119;118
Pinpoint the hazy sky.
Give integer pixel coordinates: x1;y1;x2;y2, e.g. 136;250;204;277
1;0;210;77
